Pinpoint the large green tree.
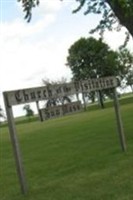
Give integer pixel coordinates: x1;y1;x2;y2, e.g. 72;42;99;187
18;0;133;39
66;37;121;80
66;37;124;108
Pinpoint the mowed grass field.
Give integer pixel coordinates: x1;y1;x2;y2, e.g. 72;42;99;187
0;96;133;200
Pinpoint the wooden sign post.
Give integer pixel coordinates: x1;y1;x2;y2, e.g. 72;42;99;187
113;88;126;151
3;76;126;195
3;93;28;195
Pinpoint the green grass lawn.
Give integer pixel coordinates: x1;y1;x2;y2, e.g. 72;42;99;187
0;100;133;200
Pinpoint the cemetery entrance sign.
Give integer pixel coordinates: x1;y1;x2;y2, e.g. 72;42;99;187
4;76;117;106
3;76;126;194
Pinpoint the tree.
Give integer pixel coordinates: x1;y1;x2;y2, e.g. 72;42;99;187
67;37;121;79
23;104;34;120
73;0;133;42
66;37;124;108
118;47;133;78
18;0;133;39
117;47;133;92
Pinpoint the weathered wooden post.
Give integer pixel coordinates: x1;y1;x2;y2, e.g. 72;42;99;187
113;88;126;152
3;93;28;194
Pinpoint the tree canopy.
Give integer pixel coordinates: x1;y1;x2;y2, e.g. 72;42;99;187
66;37;123;80
18;0;133;39
118;48;133;92
67;37;123;108
126;70;133;92
118;48;133;79
66;37;132;107
73;0;133;39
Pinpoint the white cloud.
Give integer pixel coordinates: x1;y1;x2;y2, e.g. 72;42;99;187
36;0;62;15
0;36;72;90
0;1;72;92
0;15;55;40
1;0;64;41
17;0;62;17
103;29;133;51
1;4;80;94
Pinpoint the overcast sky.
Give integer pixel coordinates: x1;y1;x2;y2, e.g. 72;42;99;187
0;0;133;117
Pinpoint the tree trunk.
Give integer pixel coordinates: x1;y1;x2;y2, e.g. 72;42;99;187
91;92;95;103
98;90;105;109
82;92;87;111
